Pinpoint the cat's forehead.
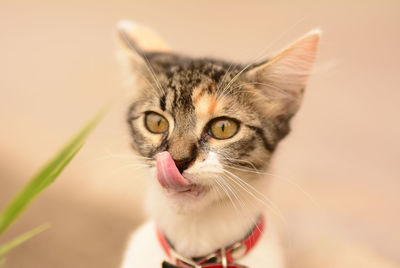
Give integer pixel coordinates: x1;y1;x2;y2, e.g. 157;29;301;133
143;53;248;108
146;52;243;82
133;52;260;126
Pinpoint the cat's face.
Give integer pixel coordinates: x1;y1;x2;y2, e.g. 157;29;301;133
126;55;277;211
118;22;319;213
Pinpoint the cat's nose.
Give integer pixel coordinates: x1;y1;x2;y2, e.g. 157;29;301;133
173;157;193;174
166;140;198;174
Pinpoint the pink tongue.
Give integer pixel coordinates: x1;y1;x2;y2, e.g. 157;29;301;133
156;151;191;192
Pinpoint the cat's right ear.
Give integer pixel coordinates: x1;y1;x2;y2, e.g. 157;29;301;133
116;20;170;67
245;30;320;116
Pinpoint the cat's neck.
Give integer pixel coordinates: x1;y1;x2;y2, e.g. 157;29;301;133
149;191;264;258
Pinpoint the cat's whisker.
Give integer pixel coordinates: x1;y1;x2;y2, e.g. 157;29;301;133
92;155;139;163
217;48;273;101
93;151;153;164
224;82;294;103
210;177;225;203
229;82;292;98
218;151;318;205
212;175;237;212
114;162;150;169
137;73;163;98
221;169;298;248
220;177;255;229
118;29;165;97
218;63;247;100
144;61;166;97
109;163;151;176
224;176;289;235
222;170;288;230
221;154;266;176
214;176;240;216
219;176;244;210
130;67;162;97
105;149;152;159
217;65;250;101
224;165;264;175
106;151;152;160
218;62;235;91
222;171;271;210
264;172;319;207
137;56;165;98
136;49;166;97
219;154;259;171
220;175;262;233
223;163;318;206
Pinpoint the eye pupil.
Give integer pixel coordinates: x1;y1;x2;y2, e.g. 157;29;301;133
209;117;239;140
145;112;169;134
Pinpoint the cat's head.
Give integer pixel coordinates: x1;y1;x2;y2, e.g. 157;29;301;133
117;21;319;214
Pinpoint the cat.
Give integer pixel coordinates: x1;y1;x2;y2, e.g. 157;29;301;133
117;21;319;268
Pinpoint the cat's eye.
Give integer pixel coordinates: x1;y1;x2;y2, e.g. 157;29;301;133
209;117;239;140
145;112;169;134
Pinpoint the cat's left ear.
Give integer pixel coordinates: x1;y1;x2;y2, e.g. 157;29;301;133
116;21;171;92
245;29;320;115
116;20;170;54
116;20;171;72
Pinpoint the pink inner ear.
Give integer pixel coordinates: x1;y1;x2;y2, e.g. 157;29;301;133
156;151;191;191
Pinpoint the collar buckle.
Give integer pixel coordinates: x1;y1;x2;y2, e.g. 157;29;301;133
170;248;202;268
157;216;265;268
229;242;247;260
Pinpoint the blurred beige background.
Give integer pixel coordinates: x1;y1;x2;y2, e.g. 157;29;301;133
0;0;399;267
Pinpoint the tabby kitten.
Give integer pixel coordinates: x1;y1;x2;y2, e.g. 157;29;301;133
118;21;319;268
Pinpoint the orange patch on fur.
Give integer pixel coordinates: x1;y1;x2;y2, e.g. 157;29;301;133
194;83;215;105
208;98;218;114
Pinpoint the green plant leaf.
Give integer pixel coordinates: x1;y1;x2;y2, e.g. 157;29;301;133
0;224;50;257
0;107;107;236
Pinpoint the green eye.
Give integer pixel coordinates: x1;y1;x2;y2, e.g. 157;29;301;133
145;112;169;134
209;118;239;139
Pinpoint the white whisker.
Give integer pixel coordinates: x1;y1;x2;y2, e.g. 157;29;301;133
221;174;262;233
214;176;240;215
222;170;288;230
110;163;150;176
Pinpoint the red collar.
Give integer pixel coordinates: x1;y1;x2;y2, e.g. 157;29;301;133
156;216;265;268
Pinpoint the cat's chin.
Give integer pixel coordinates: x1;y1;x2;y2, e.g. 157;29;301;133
164;183;208;198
